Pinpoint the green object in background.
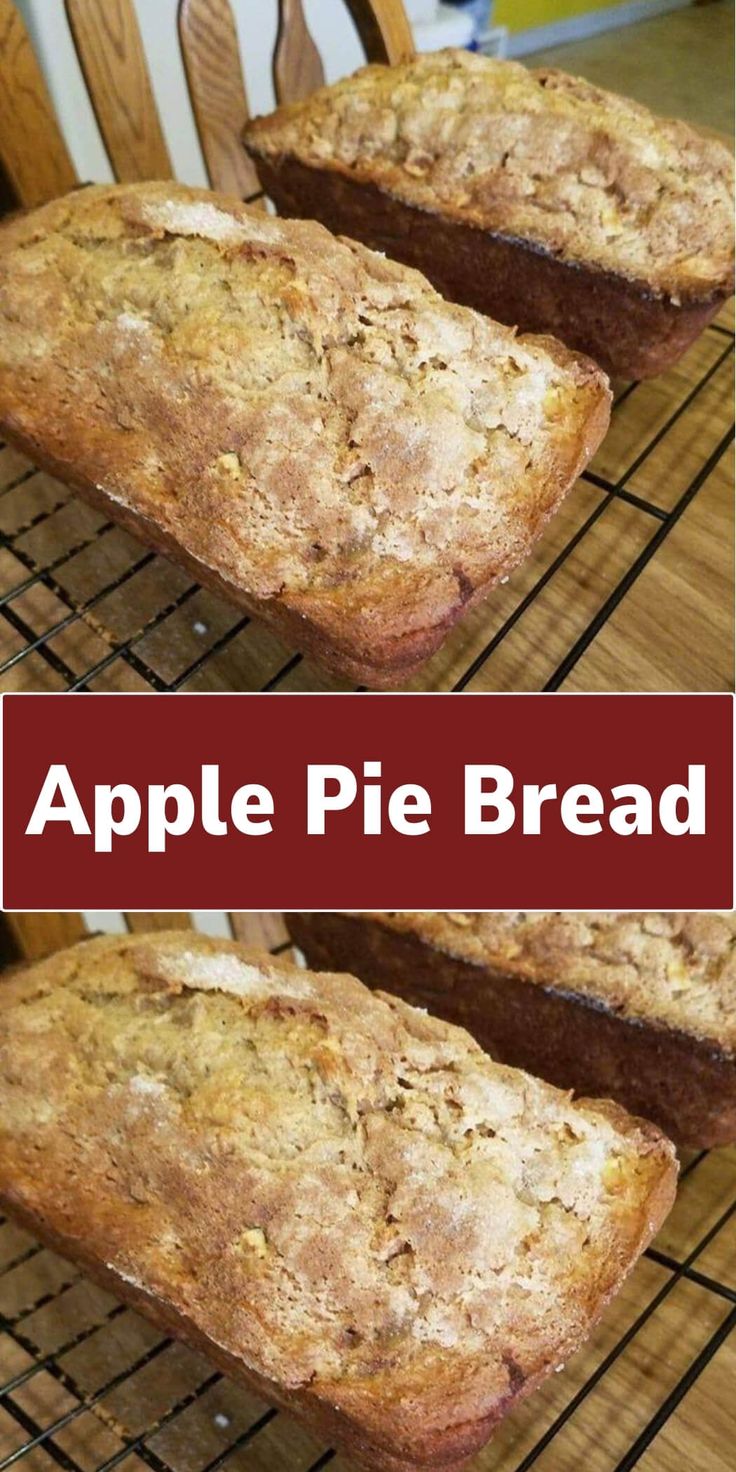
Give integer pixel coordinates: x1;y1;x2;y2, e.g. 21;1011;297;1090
495;0;640;32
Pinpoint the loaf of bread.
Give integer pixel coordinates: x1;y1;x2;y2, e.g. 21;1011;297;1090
287;911;736;1148
0;932;676;1472
245;50;735;379
0;181;610;687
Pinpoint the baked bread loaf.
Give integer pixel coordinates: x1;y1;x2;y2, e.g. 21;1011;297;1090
244;50;735;379
287;911;736;1148
0;181;610;687
0;931;676;1472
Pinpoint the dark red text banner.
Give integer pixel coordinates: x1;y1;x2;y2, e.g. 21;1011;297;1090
1;692;732;910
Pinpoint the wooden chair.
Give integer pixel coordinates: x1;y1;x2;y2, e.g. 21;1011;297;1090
0;0;414;209
0;909;288;962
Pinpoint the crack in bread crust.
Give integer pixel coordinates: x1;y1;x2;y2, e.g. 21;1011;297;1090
0;180;610;684
286;914;736;1150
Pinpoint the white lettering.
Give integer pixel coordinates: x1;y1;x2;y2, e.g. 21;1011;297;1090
659;765;706;835
307;765;357;835
465;765;515;834
25;764;91;835
94;783;141;853
231;784;274;835
148;783;196;852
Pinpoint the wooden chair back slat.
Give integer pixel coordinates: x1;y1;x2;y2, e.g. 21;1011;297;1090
343;0;415;63
274;0;325;106
64;0;173;182
0;0;78;209
1;0;414;211
0;913;87;963
0;912;293;966
178;0;262;198
124;913;194;932
229;913;289;950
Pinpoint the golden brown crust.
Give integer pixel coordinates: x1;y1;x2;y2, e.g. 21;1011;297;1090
0;180;610;686
286;913;736;1148
251;152;725;380
245;50;735;303
0;932;676;1472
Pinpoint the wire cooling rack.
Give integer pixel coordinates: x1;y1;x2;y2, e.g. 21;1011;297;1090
0;305;732;695
0;935;734;1472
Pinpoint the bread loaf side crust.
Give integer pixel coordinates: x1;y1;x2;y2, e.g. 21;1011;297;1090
287;913;736;1147
244;51;734;306
0;1191;482;1472
0;398;607;687
0;932;676;1472
0;414;467;687
251;154;725;379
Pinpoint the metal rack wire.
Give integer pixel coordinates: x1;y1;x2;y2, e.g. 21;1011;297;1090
0;939;734;1472
0;314;732;695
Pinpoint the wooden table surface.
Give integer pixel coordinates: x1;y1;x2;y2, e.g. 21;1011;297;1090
0;917;734;1472
0;299;732;696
